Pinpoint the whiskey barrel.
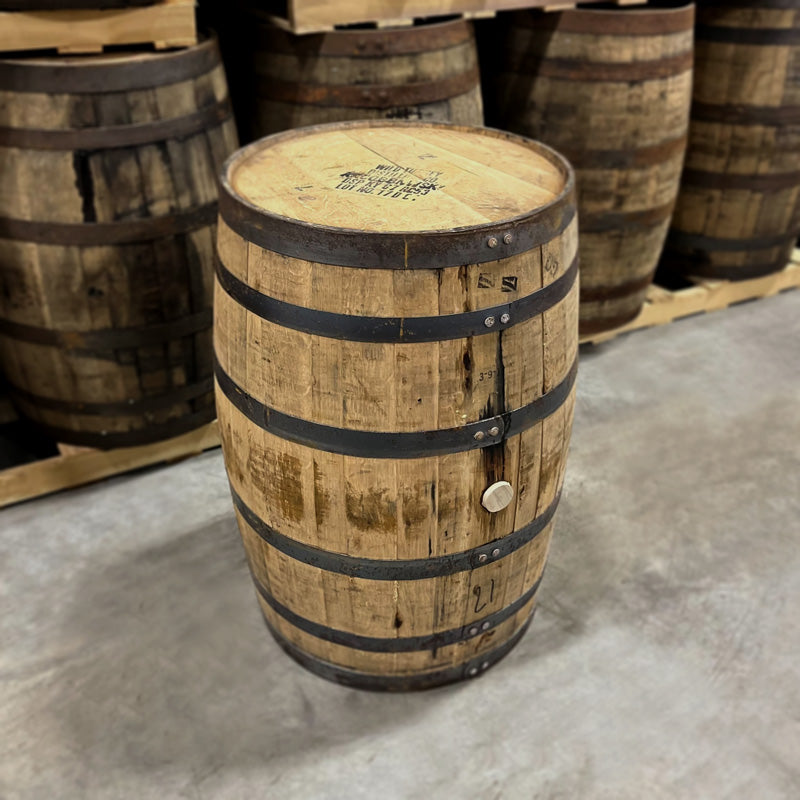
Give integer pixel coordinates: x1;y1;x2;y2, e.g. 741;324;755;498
489;3;694;334
665;1;800;280
222;14;483;141
215;121;578;689
0;37;238;448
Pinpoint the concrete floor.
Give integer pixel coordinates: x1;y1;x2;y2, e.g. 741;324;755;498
2;293;800;800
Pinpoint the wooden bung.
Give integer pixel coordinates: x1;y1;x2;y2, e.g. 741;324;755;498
215;120;578;689
0;37;238;448
214;11;484;141
665;1;800;281
487;2;694;335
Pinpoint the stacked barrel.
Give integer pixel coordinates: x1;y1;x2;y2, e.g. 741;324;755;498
0;4;238;447
665;1;800;281
202;2;484;141
486;2;695;335
482;0;800;334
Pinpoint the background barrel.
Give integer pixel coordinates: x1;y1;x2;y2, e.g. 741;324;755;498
487;3;694;334
215;121;578;689
216;11;484;141
0;38;238;448
665;1;800;281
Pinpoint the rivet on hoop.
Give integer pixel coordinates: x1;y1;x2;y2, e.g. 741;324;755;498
469;626;479;636
488;426;500;437
481;621;491;631
503;233;514;245
484;316;496;328
481;661;490;670
478;554;488;563
468;666;479;677
492;548;501;558
487;237;499;248
474;431;485;442
500;313;511;324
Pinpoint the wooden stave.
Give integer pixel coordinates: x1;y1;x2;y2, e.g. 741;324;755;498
214;122;578;684
0;37;238;447
489;5;694;335
221;15;484;141
666;3;800;281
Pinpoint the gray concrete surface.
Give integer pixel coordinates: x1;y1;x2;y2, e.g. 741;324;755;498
2;293;800;800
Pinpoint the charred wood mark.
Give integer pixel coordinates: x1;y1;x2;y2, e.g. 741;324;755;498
72;151;97;223
462;344;473;393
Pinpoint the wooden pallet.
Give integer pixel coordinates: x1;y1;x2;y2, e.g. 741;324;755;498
0;420;220;509
0;0;196;55
262;0;648;34
580;257;800;346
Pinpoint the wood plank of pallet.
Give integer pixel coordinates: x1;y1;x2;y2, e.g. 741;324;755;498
581;258;800;346
287;0;647;33
0;0;196;55
0;420;220;509
544;0;644;7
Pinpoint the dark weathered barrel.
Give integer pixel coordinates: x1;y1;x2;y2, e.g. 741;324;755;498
665;1;800;280
0;37;238;448
218;12;483;141
215;120;578;689
488;3;694;334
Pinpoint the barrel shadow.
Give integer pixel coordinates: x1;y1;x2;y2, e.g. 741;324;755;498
53;494;606;779
53;515;433;777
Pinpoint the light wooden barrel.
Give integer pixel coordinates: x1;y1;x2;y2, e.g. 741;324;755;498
490;3;694;334
665;1;800;280
215;121;578;690
0;38;238;448
224;14;484;141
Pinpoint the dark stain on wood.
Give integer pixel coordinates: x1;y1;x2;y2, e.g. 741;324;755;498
72;151;97;223
462;344;473;393
402;484;432;528
274;452;305;523
345;484;397;532
480;334;509;487
248;449;304;522
458;264;470;310
313;460;330;527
